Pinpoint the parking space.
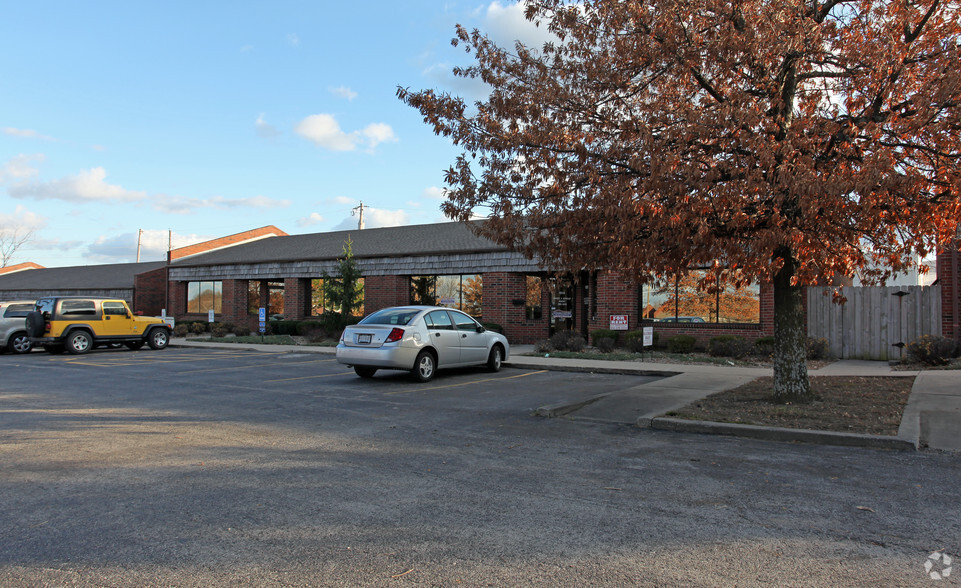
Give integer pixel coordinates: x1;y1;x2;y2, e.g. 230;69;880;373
1;348;664;423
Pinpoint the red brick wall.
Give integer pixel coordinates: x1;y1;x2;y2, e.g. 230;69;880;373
133;266;167;316
482;272;550;344
939;244;959;342
365;275;409;312
284;278;308;320
588;271;639;341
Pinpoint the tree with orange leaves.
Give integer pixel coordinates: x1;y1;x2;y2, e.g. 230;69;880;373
400;0;961;401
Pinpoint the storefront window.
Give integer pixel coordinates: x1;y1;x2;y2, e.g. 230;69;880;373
526;276;543;320
642;271;760;324
247;280;261;315
267;281;285;318
410;275;482;316
187;281;222;314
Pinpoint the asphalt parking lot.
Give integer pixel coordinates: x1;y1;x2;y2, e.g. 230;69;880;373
1;348;959;586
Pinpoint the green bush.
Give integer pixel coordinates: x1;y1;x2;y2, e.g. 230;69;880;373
209;322;229;338
624;329;658;352
667;334;697;354
270;320;300;336
590;329;620;347
708;335;752;358
233;324;251;337
906;335;957;366
534;339;554;354
173;323;190;337
596;337;616;353
482;322;504;334
753;336;775;357
550;330;586;352
806;337;833;360
189;322;207;334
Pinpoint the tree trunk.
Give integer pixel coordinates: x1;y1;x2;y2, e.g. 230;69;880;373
772;250;813;403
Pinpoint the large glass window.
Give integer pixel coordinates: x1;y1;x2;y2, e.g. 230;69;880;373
247;281;261;315
187;281;222;314
309;277;365;316
267;281;285;318
410;275;482;316
526;275;543;320
641;271;759;324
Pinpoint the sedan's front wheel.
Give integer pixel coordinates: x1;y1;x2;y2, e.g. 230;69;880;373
412;350;436;382
487;345;503;372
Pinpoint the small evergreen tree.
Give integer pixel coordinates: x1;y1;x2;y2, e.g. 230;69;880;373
323;238;364;325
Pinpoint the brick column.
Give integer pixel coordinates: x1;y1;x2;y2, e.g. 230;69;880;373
365;275;409;312
284;278;308;320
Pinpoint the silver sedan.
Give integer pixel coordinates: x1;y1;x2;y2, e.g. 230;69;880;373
336;306;510;382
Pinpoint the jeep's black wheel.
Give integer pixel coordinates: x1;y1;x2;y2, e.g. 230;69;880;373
25;311;45;338
8;332;33;354
66;330;93;355
125;341;145;350
354;366;377;378
147;328;169;350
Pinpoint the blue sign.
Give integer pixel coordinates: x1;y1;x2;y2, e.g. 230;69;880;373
259;307;266;321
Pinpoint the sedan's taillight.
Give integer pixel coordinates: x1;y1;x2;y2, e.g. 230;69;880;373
385;328;405;343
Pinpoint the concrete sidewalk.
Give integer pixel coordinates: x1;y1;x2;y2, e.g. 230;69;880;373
170;338;960;452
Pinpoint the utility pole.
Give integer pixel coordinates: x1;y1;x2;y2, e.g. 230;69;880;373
351;201;366;230
136;229;143;262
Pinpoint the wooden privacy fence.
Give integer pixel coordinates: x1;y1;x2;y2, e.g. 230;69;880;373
807;285;942;361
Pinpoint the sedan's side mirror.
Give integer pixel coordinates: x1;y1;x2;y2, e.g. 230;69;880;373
476;325;486;333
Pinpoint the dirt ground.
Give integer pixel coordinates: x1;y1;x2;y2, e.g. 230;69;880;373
669;376;915;436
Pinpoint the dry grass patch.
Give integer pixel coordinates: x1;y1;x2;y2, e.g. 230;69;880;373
669;376;915;436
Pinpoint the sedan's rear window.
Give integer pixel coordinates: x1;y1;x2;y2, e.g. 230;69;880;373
360;309;419;326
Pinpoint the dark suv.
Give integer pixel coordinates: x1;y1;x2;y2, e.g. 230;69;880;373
26;297;172;355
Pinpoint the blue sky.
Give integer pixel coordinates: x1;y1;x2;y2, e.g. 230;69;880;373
1;1;551;268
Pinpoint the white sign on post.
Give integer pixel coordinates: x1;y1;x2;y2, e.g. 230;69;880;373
208;309;215;323
643;326;654;347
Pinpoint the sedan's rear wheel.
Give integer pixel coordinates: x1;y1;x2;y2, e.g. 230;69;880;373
354;366;377;378
412;350;436;382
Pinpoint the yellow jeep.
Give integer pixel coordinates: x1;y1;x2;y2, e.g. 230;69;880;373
26;297;171;355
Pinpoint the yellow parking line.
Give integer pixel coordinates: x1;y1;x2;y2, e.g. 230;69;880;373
387;369;547;395
265;372;348;383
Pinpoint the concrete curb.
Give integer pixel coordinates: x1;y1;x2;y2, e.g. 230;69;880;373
646;417;918;451
505;359;680;378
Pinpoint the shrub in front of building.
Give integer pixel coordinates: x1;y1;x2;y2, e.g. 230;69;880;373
667;334;697;354
590;329;620;347
806;337;834;360
708;335;752;359
549;330;587;352
906;335;958;365
753;336;775;358
624;330;658;352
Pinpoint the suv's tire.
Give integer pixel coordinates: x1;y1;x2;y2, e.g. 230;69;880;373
147;328;169;350
411;350;436;382
25;311;45;338
8;332;33;354
66;330;93;355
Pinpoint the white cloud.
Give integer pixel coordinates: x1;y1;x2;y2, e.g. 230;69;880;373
330;86;358;101
86;229;215;263
8;167;147;203
2;127;58;141
331;207;410;231
483;1;555;49
423;186;446;200
361;123;398;149
295;114;358;151
0;154;45;183
255;114;282;138
152;194;291;215
295;114;397;152
297;212;325;227
0;205;46;234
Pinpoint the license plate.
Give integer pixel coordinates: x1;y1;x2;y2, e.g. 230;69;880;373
357;334;372;344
